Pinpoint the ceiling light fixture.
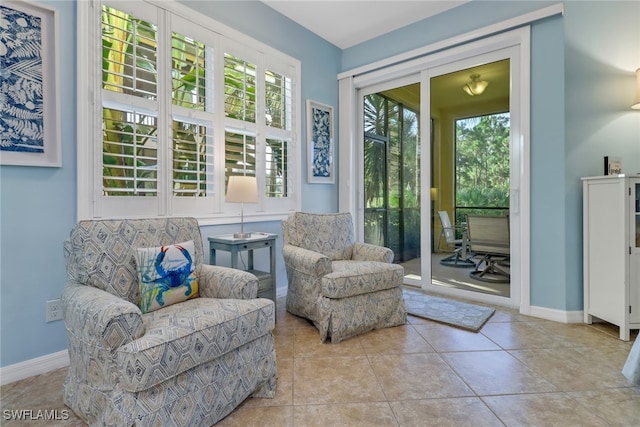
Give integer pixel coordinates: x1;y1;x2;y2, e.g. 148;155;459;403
463;74;489;96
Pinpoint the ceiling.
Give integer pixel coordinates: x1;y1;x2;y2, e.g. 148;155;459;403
381;60;510;112
261;1;508;112
261;1;469;49
430;60;510;111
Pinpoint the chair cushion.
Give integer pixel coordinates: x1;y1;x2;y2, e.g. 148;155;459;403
321;261;404;299
64;217;205;306
287;212;355;260
116;297;274;392
135;241;199;313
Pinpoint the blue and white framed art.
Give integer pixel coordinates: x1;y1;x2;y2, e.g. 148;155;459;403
306;100;334;184
0;0;61;167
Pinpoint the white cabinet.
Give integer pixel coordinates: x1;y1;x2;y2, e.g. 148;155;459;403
582;175;640;340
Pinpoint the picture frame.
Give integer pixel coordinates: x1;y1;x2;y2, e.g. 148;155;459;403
0;0;61;167
603;156;622;176
306;100;334;184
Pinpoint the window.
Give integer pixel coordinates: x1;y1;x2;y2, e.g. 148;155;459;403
454;112;510;224
78;0;300;221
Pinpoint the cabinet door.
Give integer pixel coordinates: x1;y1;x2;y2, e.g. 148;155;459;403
631;180;640;324
585;180;627;325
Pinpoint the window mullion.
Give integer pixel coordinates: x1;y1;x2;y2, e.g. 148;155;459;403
214;39;227;211
157;9;171;215
205;42;217;206
88;1;102;218
255;54;266;208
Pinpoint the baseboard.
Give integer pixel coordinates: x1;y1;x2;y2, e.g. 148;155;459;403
528;305;583;323
0;350;69;386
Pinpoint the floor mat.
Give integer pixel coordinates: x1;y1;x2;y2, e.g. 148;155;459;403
403;288;495;332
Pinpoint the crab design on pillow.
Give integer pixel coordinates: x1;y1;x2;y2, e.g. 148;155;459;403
136;241;199;313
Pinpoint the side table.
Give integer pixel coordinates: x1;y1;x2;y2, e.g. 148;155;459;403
207;233;277;308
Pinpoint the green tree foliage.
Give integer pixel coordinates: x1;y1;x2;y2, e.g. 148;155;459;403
363;94;420;210
455;113;510;209
364;94;387;210
363;93;420;258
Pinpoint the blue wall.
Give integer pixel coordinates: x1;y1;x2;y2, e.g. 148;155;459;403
0;0;77;367
1;0;639;368
529;14;568;310
562;1;640;309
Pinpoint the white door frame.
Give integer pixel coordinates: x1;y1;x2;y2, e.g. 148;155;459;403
341;27;531;313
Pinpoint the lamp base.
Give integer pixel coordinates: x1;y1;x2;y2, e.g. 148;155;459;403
233;232;252;239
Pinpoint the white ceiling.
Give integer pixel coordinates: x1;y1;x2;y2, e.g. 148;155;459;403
261;0;508;112
261;1;469;49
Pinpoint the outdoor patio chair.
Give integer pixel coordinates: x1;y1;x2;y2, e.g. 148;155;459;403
465;214;510;283
437;210;474;267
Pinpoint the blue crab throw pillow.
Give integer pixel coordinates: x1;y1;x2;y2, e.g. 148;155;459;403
135;240;199;313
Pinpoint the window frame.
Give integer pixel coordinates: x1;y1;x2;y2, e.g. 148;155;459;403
77;0;301;224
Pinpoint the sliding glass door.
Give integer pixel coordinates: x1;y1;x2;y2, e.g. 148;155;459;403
363;89;421;267
427;54;511;298
423;48;523;306
351;28;529;309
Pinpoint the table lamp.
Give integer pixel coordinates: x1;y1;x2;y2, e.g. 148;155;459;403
226;175;258;238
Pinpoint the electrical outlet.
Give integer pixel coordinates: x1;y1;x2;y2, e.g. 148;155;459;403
46;299;63;322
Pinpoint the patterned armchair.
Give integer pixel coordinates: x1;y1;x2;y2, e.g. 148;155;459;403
62;217;276;426
282;212;406;343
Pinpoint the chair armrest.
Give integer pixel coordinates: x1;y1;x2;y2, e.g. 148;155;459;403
62;284;144;351
282;244;332;277
352;242;394;263
197;264;259;299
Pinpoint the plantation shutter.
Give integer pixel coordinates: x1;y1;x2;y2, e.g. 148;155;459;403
168;15;217;215
223;48;258;194
101;4;159;197
85;0;300;219
225;131;256;178
263;62;294;202
224;53;257;123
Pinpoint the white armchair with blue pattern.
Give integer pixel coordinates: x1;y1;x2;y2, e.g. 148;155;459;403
282;212;406;343
62;217;276;426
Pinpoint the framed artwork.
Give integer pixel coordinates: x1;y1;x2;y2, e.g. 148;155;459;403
0;1;61;167
306;100;334;184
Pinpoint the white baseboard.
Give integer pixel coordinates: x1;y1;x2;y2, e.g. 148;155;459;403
0;350;69;386
529;305;584;323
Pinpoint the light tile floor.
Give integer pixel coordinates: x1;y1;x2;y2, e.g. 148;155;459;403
1;290;639;426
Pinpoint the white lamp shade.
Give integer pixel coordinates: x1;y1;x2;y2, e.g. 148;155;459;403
226;175;258;203
633;68;640;110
